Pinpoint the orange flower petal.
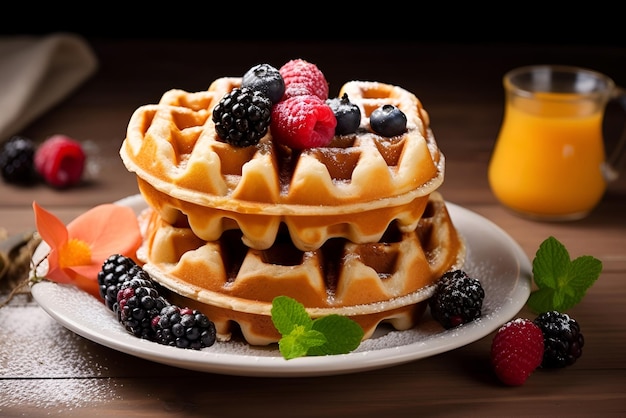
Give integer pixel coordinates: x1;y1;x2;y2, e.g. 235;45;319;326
66;203;142;280
33;201;68;249
67;203;142;258
33;202;143;297
33;201;70;283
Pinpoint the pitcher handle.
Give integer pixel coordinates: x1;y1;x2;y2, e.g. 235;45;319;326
602;86;626;182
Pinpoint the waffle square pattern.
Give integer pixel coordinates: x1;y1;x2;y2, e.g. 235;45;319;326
121;78;465;345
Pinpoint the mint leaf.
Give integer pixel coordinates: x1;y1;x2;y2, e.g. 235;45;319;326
278;325;326;360
527;236;602;313
271;295;312;335
308;314;364;356
271;296;364;359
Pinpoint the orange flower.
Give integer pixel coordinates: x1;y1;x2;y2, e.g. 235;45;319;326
33;202;142;299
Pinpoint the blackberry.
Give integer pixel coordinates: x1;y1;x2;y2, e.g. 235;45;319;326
97;254;141;310
534;311;584;368
0;135;37;184
116;276;170;339
212;87;272;147
429;269;485;329
326;93;361;135
97;254;156;311
369;104;407;137
153;305;217;350
242;63;285;104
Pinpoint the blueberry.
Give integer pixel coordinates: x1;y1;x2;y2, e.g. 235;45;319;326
370;104;407;137
326;93;361;135
242;63;285;104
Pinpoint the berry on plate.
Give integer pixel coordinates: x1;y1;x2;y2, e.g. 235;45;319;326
271;95;337;149
428;270;485;329
153;305;217;350
116;275;170;339
34;134;86;188
491;318;545;386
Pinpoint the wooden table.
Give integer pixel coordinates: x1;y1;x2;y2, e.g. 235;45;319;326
1;39;625;417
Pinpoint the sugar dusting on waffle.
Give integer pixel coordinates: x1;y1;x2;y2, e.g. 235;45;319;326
120;60;465;345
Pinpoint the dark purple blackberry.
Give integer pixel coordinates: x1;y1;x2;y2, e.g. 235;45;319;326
369;104;407;137
115;277;170;339
97;254;139;310
0;135;37;184
428;269;485;329
326;93;361;135
212;87;272;147
153;305;217;350
534;311;584;368
242;63;285;104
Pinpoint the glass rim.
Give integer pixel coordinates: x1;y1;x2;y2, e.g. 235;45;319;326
503;65;615;99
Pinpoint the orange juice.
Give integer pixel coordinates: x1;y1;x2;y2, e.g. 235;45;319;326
488;93;607;219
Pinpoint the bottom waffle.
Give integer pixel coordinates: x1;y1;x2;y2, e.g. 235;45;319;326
137;192;466;345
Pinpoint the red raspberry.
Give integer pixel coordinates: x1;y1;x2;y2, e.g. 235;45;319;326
271;95;337;149
34;134;86;188
491;318;544;386
279;59;329;101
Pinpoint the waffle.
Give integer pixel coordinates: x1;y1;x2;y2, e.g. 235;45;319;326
120;79;445;251
137;192;465;345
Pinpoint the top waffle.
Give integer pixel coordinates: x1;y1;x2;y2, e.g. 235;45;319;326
120;78;445;250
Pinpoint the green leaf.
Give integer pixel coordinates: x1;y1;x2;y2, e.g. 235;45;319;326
270;296;365;359
307;315;365;356
271;295;312;335
278;326;326;360
531;236;570;289
527;236;602;313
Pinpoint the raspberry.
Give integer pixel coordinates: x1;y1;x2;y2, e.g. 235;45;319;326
152;305;217;350
491;318;545;386
270;95;337;149
279;59;329;101
428;270;485;329
212;87;272;147
0;135;37;185
534;311;584;368
34;134;86;188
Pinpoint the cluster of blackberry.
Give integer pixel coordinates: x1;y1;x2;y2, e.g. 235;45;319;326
97;254;216;350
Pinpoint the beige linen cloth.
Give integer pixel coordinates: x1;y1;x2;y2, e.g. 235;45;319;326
0;33;98;141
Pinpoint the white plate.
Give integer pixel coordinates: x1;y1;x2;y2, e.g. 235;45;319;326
31;195;531;377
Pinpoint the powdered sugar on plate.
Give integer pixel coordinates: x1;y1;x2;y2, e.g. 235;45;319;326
30;196;531;377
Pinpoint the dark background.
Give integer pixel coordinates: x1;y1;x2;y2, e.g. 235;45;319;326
3;6;624;47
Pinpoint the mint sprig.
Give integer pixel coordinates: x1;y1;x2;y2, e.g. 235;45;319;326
271;295;364;360
527;236;602;313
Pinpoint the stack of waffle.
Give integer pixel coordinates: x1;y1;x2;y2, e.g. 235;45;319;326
120;78;465;345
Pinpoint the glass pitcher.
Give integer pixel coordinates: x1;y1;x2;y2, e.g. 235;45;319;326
488;65;626;220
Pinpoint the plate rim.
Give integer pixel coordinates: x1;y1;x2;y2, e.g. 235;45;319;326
31;195;532;377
